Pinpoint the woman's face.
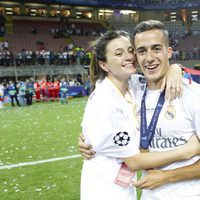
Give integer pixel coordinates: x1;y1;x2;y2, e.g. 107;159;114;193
99;36;136;81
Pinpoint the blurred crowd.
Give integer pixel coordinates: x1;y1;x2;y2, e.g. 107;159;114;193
172;48;200;60
170;35;200;61
0;75;91;108
50;15;106;39
0;38;199;67
0;44;92;67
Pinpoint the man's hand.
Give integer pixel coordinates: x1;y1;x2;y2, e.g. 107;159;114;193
133;169;168;189
78;134;96;159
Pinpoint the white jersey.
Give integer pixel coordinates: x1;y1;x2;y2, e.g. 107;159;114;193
81;77;140;200
0;85;4;97
136;79;200;200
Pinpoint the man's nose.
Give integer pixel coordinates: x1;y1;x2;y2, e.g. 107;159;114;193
146;50;154;62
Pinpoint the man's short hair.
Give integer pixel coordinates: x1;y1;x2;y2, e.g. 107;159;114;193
134;20;169;46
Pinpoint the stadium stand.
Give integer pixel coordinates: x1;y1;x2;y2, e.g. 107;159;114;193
190;20;200;35
5;18;66;52
106;15;137;35
163;20;185;36
0;0;199;83
4;17;105;53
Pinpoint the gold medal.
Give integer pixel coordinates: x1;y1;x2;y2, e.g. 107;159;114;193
165;104;176;120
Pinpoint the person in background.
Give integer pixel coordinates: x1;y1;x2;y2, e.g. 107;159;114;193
30;26;37;35
84;75;91;95
8;80;20;107
0;81;4;109
41;78;47;102
18;80;26;106
25;78;34;106
34;80;41;102
46;78;52;101
53;77;60;101
59;77;68;104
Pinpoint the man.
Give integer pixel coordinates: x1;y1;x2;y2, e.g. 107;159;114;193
79;20;200;199
8;80;20;107
18;80;26;106
132;20;200;200
60;77;68;104
25;78;34;106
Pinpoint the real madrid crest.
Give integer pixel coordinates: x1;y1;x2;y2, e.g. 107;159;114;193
164;103;176;120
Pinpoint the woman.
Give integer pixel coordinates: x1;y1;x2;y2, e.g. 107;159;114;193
80;30;199;200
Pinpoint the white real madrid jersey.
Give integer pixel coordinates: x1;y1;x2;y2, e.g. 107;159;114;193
139;79;200;200
81;77;140;200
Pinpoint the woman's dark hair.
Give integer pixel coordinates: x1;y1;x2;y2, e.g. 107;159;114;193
90;30;131;87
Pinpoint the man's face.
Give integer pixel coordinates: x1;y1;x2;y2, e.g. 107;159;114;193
134;29;172;89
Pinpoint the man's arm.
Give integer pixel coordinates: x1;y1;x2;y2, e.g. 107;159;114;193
123;134;200;172
133;159;200;189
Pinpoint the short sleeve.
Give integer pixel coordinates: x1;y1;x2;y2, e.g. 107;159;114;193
192;97;200;139
82;95;140;158
184;80;200;139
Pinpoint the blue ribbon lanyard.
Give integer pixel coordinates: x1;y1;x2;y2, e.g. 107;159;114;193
140;88;165;149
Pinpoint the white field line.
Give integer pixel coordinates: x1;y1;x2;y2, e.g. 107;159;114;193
0;154;81;170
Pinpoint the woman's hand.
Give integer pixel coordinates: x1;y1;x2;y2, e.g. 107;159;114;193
78;134;95;159
161;64;183;101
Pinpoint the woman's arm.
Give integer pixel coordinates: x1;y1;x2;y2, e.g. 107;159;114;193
133;159;200;189
123;134;200;171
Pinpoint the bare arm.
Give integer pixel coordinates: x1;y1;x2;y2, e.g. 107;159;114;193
78;134;200;164
123;135;200;172
166;159;200;182
133;159;200;189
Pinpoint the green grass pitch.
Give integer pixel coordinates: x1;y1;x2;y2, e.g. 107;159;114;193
0;97;141;200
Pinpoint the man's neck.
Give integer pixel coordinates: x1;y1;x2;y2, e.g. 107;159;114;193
147;80;162;90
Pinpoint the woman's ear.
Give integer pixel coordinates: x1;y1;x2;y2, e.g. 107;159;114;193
99;61;109;72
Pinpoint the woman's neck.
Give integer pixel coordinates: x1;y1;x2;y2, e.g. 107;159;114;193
107;76;129;96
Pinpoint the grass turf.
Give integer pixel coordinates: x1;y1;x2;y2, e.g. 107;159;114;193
0;97;141;200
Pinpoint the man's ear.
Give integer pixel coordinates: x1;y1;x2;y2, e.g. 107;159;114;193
168;47;173;59
99;61;109;72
